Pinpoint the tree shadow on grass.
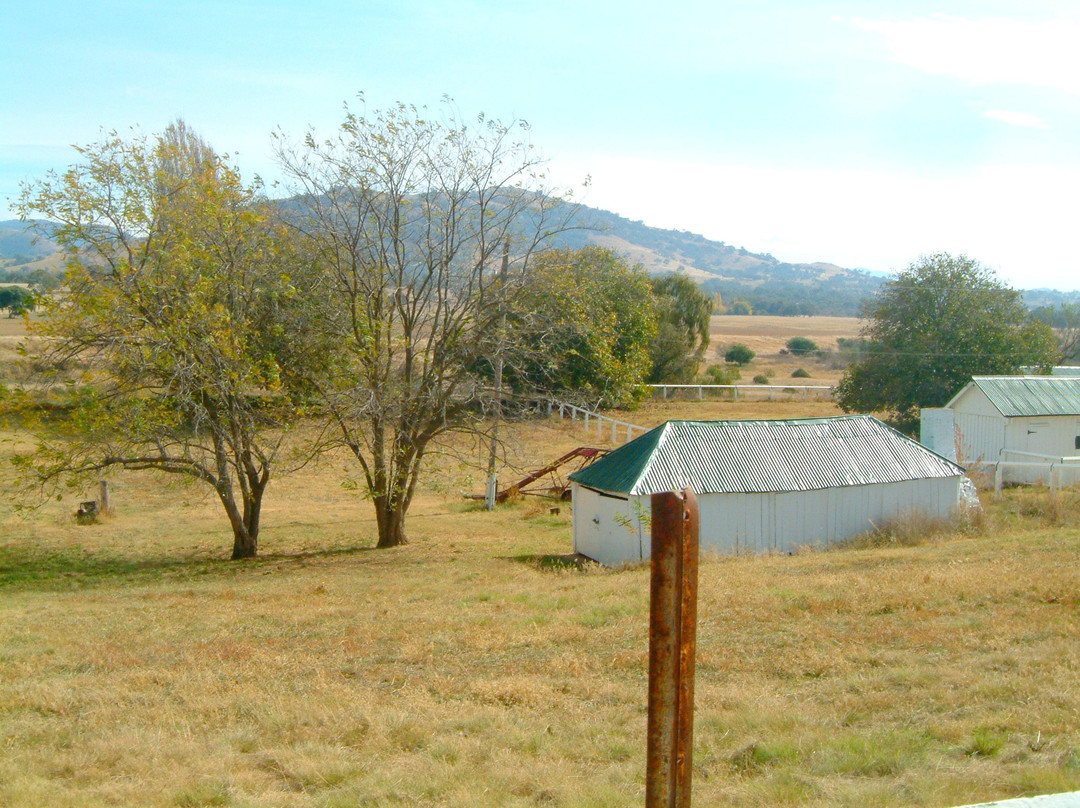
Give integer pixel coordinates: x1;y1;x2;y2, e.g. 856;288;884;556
0;542;376;592
509;552;600;572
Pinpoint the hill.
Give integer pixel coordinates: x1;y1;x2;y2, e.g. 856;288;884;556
547;205;884;316
5;207;886;314
0;220;64;281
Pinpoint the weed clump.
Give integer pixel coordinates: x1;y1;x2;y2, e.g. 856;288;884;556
841;511;956;549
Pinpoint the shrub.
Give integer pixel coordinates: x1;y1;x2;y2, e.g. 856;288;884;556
786;336;818;356
724;343;755;365
752;374;769;384
703;364;739;384
792;368;811;378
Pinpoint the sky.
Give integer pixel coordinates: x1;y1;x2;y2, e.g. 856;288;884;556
3;1;1080;291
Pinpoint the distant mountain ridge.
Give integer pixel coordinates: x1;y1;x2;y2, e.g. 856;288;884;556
546;206;885;315
4;208;886;315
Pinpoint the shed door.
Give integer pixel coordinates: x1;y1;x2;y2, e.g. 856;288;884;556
1023;420;1057;457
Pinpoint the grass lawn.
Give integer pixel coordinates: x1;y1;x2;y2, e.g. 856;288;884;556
1;407;1079;807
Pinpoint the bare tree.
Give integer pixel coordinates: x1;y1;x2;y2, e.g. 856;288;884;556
16;122;311;559
275;100;580;548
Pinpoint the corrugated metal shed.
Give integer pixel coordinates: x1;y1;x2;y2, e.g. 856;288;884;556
568;415;963;496
950;376;1080;418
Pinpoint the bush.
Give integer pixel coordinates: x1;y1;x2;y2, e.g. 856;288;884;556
724;343;755;365
703;364;739;384
786;336;818;356
752;374;769;384
792;368;811;378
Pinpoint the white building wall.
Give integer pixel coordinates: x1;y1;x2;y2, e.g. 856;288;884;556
571;485;647;566
951;386;1007;466
949;385;1080;484
573;477;963;566
1002;415;1080;485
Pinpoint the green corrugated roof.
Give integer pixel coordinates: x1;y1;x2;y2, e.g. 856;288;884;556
568;415;963;496
957;376;1080;417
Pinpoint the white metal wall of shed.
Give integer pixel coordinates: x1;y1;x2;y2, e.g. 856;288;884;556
572;485;647;566
950;385;1080;484
954;412;1006;465
572;477;963;565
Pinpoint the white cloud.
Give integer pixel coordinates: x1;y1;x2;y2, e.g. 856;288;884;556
983;109;1050;129
850;15;1080;94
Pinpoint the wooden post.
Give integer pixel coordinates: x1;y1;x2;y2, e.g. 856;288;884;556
647;488;700;808
98;480;110;515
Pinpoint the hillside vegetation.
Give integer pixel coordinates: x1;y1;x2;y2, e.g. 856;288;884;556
4;203;885;315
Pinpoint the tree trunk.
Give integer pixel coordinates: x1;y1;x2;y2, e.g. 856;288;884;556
375;498;408;548
223;483;264;560
231;528;258;560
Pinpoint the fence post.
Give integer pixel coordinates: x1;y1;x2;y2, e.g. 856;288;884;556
994;463;1003;500
647;488;700;808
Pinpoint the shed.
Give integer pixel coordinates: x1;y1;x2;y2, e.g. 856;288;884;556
930;376;1080;485
568;415;966;566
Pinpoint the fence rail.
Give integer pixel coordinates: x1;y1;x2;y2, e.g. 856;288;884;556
552;401;647;444
650;384;835;402
966;459;1080;498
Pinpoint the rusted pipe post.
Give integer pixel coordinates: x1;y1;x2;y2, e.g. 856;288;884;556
647;488;700;808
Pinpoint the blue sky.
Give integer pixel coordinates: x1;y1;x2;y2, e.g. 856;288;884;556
4;1;1079;290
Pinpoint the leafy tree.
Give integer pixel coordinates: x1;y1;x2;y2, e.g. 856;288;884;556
785;336;818;356
0;286;29;316
26;268;60;293
648;275;712;383
15;122;313;559
724;343;755;365
836;252;1059;433
276;100;579;548
506;247;656;407
1032;302;1080;362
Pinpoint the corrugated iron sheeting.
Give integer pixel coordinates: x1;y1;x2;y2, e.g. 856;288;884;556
570;416;963;496
972;376;1080;418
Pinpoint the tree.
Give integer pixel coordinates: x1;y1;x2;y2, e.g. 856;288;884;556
836;253;1059;433
785;336;818;356
0;286;29;317
275;100;579;548
724;343;755;365
648;274;712;383
1032;302;1080;362
16;122;312;559
504;246;656;407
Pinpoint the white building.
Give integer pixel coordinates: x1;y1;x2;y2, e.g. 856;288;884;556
927;376;1080;486
568;416;966;566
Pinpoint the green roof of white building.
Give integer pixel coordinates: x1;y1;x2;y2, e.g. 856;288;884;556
950;376;1080;418
568;415;963;496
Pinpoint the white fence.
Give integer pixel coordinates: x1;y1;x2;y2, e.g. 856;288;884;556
552;401;647;444
966;449;1080;497
650;383;835;402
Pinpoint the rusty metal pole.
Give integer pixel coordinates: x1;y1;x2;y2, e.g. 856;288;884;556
646;487;700;808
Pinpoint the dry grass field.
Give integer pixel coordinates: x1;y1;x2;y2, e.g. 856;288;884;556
2;391;1080;807
708;314;864;387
